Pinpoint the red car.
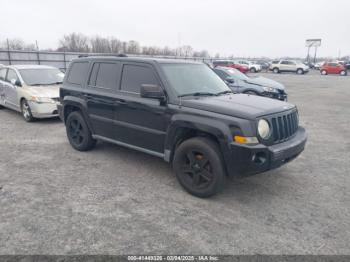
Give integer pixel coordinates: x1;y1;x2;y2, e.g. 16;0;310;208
320;62;347;76
213;60;249;73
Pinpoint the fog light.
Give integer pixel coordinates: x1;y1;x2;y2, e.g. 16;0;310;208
252;152;267;164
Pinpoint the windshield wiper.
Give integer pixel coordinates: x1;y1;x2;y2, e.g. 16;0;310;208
30;83;47;86
47;81;63;85
216;90;233;96
178;92;217;98
30;81;62;86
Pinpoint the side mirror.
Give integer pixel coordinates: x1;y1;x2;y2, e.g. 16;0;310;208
10;79;21;87
225;77;235;84
140;84;165;100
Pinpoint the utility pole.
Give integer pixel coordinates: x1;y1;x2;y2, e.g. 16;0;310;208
36;40;40;65
6;38;11;65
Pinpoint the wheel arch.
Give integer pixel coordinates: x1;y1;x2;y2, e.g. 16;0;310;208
164;115;238;168
62;96;94;133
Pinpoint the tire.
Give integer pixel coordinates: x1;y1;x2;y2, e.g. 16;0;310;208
296;68;304;75
66;111;96;151
340;70;347;76
173;137;226;198
321;70;327;75
21;99;35;122
273;67;279;74
250;67;256;73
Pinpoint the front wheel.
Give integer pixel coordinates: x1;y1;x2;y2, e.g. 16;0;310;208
21;99;35;122
296;68;304;75
250;67;256;73
173;137;226;198
273;68;279;74
321;70;327;75
340;70;347;76
66;111;96;151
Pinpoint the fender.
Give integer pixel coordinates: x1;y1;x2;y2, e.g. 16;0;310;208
164;113;236;164
62;96;94;133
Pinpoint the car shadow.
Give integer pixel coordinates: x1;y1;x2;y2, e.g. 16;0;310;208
93;140;293;204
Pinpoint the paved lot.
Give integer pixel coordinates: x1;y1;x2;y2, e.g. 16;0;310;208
0;71;349;255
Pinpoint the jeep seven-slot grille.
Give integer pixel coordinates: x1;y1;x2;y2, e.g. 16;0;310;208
271;110;298;143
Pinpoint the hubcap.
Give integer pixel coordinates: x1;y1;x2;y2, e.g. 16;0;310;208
69;119;85;145
180;151;213;189
22;102;31;119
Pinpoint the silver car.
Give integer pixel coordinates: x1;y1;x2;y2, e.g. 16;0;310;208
0;65;64;122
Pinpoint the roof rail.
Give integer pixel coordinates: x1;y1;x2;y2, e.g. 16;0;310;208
78;54;128;58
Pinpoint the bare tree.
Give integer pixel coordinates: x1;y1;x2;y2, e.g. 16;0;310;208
58;33;90;52
110;37;123;53
127;40;141;54
90;36;111;53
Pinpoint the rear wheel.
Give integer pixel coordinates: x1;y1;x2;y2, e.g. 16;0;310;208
273;67;279;74
173;137;226;198
296;68;304;74
340;70;347;76
321;70;327;75
21;99;35;122
66;111;96;151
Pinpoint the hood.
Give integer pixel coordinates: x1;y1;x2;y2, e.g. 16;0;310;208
25;85;60;98
245;76;285;90
181;94;295;120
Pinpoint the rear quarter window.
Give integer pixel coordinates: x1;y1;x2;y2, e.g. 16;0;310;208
67;62;89;85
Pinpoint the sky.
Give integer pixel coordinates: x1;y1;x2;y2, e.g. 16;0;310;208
0;0;349;58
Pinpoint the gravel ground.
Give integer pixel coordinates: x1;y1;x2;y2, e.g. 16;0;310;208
0;71;349;255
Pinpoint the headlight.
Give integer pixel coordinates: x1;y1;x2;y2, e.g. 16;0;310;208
262;86;277;93
258;119;270;139
30;96;55;103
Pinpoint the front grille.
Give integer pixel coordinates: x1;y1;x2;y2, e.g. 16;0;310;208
270;110;298;143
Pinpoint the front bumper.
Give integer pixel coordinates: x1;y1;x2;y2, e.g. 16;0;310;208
28;101;59;118
224;127;307;177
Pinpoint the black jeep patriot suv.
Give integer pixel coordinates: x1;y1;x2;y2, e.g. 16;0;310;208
58;57;307;197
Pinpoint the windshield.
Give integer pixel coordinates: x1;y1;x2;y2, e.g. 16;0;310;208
161;64;230;96
225;68;249;81
19;68;64;86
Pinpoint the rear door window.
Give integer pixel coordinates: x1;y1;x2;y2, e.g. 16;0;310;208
89;62;122;91
120;64;159;94
67;62;89;85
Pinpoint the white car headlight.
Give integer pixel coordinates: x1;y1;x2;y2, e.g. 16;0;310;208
30;96;55;103
262;86;277;93
258;119;270;139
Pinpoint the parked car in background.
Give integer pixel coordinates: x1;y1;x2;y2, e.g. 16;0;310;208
344;61;350;70
213;60;249;73
213;67;287;101
303;61;315;69
270;60;309;74
59;57;306;197
314;61;325;70
254;60;270;71
235;60;261;73
320;62;347;76
0;65;64;121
